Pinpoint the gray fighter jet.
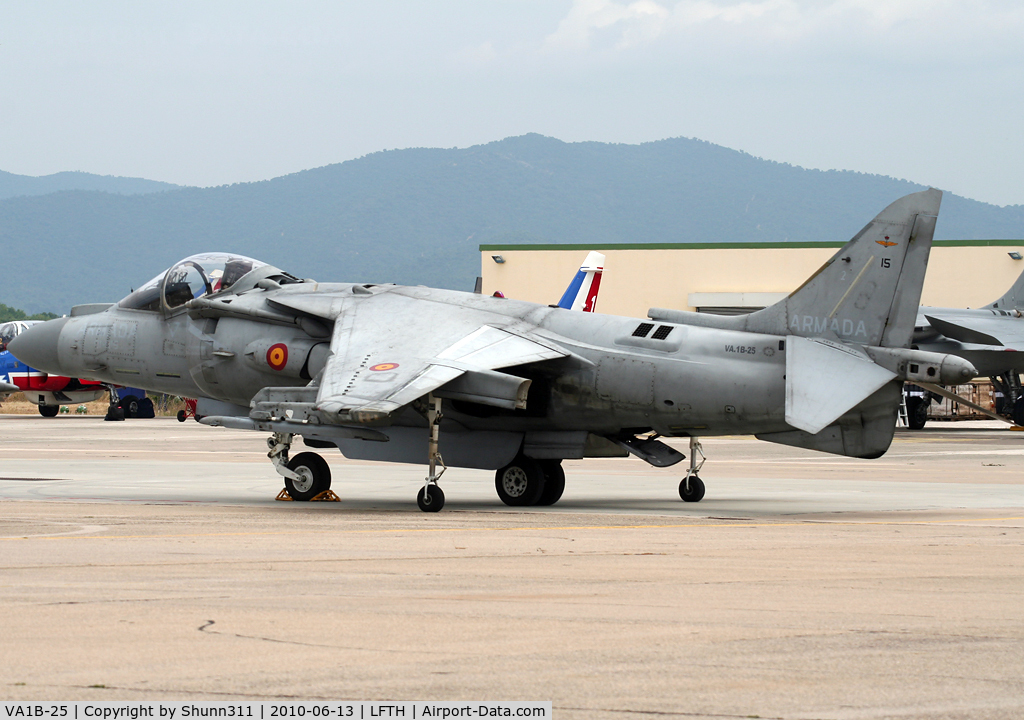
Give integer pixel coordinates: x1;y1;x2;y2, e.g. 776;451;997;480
908;268;1024;427
11;189;974;511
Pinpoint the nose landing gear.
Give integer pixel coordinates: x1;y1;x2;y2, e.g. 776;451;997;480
268;432;333;501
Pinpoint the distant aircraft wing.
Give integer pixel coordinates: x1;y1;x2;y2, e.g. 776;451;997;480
923;313;1024;348
314;290;569;422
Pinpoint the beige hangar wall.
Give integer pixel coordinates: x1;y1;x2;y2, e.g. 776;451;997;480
480;241;1024;320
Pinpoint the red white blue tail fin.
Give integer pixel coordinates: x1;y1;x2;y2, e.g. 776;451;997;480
557;251;605;312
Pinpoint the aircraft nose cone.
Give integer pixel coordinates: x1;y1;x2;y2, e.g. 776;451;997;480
7;316;70;374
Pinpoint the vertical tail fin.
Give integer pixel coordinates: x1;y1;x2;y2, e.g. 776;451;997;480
743;188;942;348
985;265;1024;310
557;251;605;312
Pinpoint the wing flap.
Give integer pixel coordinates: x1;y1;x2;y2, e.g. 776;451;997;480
785;335;897;434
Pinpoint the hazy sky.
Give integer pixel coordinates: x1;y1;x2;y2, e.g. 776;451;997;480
2;1;1023;205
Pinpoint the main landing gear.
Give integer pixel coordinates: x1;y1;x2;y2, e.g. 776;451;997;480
268;432;333;501
494;456;565;506
678;436;706;503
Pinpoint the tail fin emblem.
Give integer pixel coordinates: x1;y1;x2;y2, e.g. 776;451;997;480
876;238;898;247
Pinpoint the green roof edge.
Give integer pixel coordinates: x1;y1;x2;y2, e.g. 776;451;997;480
480;239;1024;251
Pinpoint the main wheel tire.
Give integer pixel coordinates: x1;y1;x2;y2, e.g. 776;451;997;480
120;395;140;419
679;476;706;502
104;405;125;421
417;485;445;512
906;397;928;430
284;452;332;501
137;397;155;418
38;404;59;418
536;460;566;506
177;409;187;422
495;456;547;506
1014;398;1024;427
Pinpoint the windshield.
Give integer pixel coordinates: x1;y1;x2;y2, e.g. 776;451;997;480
118;254;267;312
118;272;164;311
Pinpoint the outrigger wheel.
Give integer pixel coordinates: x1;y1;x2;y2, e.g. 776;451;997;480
678;476;705;502
678;436;706;502
284;451;332;501
417;485;445;512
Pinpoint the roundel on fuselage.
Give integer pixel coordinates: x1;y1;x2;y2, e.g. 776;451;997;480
267;343;289;371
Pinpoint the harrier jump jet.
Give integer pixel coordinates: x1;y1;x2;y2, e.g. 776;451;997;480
911;267;1024;426
11;189;973;511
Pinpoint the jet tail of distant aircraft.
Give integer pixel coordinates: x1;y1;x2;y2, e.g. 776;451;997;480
984;264;1024;311
557;251;604;312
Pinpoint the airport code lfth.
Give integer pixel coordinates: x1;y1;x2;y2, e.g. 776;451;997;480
0;705;551;720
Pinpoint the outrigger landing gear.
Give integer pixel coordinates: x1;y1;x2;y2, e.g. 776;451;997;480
678;436;706;502
268;432;332;501
418;394;446;512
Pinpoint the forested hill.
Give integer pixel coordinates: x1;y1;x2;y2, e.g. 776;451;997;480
2;134;1022;314
0;170;180;200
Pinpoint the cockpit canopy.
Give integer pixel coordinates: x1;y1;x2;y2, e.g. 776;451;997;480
0;321;33;352
118;253;300;312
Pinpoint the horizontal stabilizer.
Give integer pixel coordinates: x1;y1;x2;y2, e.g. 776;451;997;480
924;314;1004;346
786;336;896;434
0;381;19;394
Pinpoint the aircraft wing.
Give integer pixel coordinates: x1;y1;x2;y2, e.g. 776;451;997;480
923;312;1024;348
0;380;19;395
313;291;569;421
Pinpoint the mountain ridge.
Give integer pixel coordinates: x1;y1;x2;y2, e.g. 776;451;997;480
2;134;1021;314
0;170;181;200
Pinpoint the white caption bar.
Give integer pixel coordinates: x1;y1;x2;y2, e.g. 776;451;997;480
0;703;551;720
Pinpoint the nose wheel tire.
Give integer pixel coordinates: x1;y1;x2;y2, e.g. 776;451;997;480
38;404;59;418
679;476;705;502
284;452;332;501
417;485;445;512
495;456;546;506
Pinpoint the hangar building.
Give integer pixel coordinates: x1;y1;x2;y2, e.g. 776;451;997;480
480;240;1024;319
